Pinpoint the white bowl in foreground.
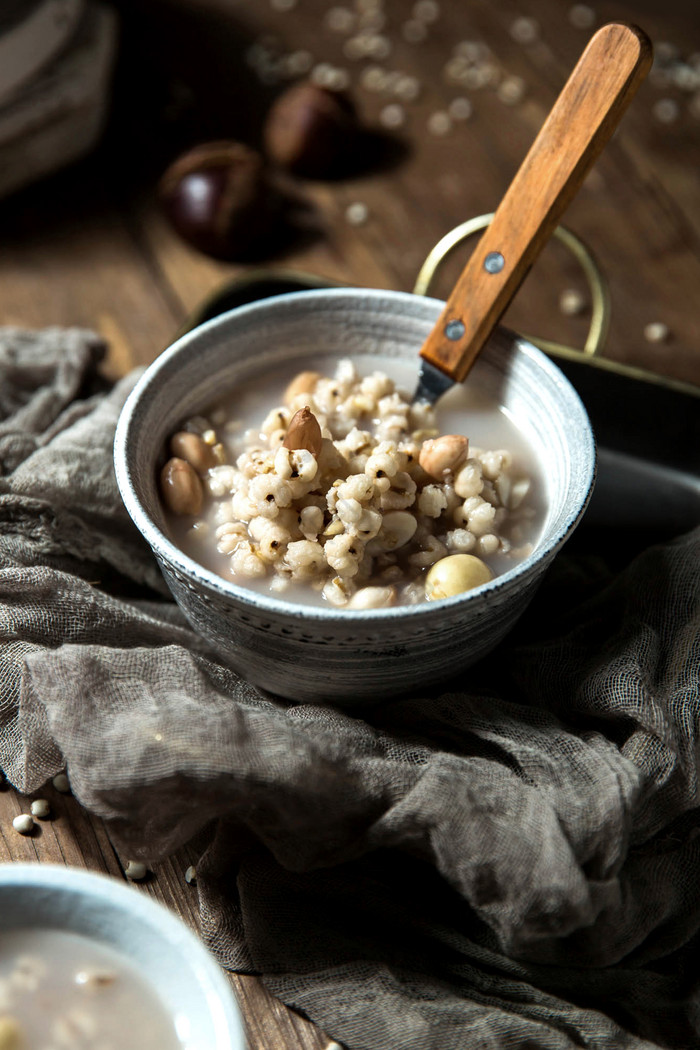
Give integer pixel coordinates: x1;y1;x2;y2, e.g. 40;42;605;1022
0;863;245;1050
115;289;596;703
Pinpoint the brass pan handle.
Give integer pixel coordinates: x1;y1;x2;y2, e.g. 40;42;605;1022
413;213;611;359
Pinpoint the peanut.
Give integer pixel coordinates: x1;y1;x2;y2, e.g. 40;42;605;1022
170;430;217;473
284;370;321;404
160;457;203;516
283;406;323;457
419;435;469;479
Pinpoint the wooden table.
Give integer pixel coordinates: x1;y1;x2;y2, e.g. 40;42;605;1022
0;0;698;1047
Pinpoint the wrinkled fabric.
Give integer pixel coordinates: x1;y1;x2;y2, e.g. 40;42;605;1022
1;327;699;1050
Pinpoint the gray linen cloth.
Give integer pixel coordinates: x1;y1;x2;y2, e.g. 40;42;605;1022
1;326;699;1050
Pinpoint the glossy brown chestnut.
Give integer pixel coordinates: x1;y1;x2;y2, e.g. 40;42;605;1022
263;81;363;178
158;141;282;261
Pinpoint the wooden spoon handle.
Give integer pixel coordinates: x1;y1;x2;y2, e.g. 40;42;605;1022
419;21;652;382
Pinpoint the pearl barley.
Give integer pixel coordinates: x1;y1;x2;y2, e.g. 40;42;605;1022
644;322;670;343
346;202;369;225
380;103;405;128
428;111;452;135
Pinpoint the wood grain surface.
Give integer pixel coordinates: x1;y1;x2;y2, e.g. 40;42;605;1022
0;0;699;1047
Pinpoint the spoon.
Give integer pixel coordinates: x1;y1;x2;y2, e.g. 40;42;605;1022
414;21;653;405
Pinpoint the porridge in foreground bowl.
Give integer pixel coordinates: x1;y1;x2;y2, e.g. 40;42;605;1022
0;928;182;1049
160;357;542;608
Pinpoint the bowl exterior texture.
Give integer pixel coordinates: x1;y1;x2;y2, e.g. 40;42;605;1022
115;289;595;703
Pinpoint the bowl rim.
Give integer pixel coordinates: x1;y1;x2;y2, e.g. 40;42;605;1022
114;287;596;622
0;862;245;1049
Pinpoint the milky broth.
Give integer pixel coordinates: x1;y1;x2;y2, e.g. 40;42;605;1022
0;928;182;1048
164;354;546;607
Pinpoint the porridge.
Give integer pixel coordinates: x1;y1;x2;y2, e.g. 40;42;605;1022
161;356;542;608
0;928;182;1049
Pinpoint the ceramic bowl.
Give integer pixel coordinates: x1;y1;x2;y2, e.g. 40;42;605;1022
0;863;245;1050
114;289;596;703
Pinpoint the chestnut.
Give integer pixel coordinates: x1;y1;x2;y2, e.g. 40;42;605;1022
263;81;365;178
159;141;283;261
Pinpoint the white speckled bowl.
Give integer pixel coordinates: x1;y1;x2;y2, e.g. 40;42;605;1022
0;864;245;1050
114;289;596;703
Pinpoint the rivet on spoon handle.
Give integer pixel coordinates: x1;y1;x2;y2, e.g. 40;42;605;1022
417;21;653;392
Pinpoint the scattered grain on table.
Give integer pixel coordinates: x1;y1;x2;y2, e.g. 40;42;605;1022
644;321;671;343
568;4;596;29
12;814;34;836
427;110;452;135
448;96;472;120
345;201;369;225
559;289;587;316
124;860;148;881
379;103;405;128
52;773;71;794
509;16;539;45
497;76;526;105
